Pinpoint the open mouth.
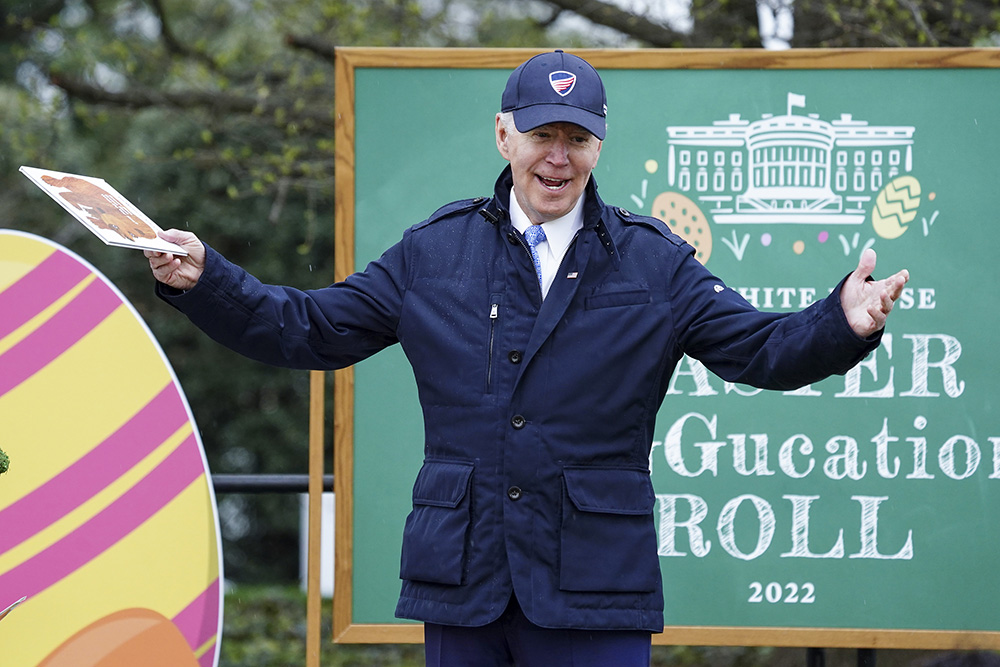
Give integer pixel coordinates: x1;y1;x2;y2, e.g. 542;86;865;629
537;175;569;191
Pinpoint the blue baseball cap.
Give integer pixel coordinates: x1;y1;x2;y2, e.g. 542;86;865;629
501;50;607;140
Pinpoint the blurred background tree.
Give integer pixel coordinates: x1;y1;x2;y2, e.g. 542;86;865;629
2;0;998;588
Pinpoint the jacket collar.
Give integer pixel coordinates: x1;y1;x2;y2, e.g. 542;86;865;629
482;166;619;266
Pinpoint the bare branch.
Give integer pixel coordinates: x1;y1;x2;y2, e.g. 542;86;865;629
285;34;336;63
539;7;565;30
50;74;334;128
541;0;688;46
147;0;221;70
898;0;940;47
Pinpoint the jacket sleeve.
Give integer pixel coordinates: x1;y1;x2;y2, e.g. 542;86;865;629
155;239;408;370
667;249;881;391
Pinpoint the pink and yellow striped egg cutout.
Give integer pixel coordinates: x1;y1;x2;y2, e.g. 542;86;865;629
0;230;222;666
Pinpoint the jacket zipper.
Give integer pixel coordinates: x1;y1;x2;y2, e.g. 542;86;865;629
486;301;499;393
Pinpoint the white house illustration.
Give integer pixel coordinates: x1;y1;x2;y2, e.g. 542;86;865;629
666;93;915;224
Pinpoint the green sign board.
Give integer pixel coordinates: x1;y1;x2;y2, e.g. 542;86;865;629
332;48;1000;648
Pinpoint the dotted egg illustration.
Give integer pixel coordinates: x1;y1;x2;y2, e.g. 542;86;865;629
650;192;712;264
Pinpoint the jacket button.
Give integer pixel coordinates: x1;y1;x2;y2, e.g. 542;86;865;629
507;486;522;501
508;350;522;364
511;415;526;429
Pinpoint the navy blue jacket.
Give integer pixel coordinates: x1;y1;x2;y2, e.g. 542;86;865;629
158;167;880;632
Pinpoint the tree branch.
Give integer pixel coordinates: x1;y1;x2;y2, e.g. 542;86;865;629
540;0;688;46
147;0;221;70
539;7;565;30
285;34;336;63
898;0;940;46
50;74;334;128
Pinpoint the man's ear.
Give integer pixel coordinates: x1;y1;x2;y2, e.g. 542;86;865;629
495;114;511;161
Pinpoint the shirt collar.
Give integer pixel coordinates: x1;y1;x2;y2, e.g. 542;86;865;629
509;188;585;257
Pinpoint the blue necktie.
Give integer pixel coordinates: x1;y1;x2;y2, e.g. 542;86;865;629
524;225;547;290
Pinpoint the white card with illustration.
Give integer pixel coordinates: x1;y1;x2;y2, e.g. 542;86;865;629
19;166;188;256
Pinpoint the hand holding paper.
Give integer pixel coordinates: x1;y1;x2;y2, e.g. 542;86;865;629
145;229;206;291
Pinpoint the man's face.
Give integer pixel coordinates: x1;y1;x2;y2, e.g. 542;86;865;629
496;117;602;225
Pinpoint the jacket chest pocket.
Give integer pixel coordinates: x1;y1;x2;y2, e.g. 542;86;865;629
400;460;474;586
559;467;659;593
584;286;650;310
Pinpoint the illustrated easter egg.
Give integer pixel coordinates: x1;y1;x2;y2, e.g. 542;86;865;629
0;230;222;667
650;191;712;264
872;175;921;239
38;608;200;667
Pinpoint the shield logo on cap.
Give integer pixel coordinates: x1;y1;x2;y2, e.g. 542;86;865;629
549;71;576;97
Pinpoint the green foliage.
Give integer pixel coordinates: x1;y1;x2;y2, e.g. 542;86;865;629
791;0;1000;47
1;0;339;584
0;448;8;475
689;0;762;48
221;586;424;667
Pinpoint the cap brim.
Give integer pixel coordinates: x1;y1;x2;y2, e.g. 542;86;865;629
513;104;606;140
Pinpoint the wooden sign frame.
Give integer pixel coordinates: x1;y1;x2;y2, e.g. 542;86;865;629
323;46;1000;648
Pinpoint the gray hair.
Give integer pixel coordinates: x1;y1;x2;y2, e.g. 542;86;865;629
498;111;517;133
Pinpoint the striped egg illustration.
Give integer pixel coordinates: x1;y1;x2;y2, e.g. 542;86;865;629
871;175;921;239
0;230;222;666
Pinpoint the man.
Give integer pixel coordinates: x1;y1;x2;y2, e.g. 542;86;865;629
147;51;909;666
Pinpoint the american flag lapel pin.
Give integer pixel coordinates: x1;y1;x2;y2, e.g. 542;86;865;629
566;272;578;279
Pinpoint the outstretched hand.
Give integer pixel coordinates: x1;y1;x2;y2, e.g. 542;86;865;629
840;248;909;338
144;229;206;291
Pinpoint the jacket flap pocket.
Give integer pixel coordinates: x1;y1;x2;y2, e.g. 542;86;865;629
412;460;474;508
585;287;650;310
563;467;653;515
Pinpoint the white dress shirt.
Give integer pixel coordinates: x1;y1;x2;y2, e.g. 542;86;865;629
509;189;585;300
